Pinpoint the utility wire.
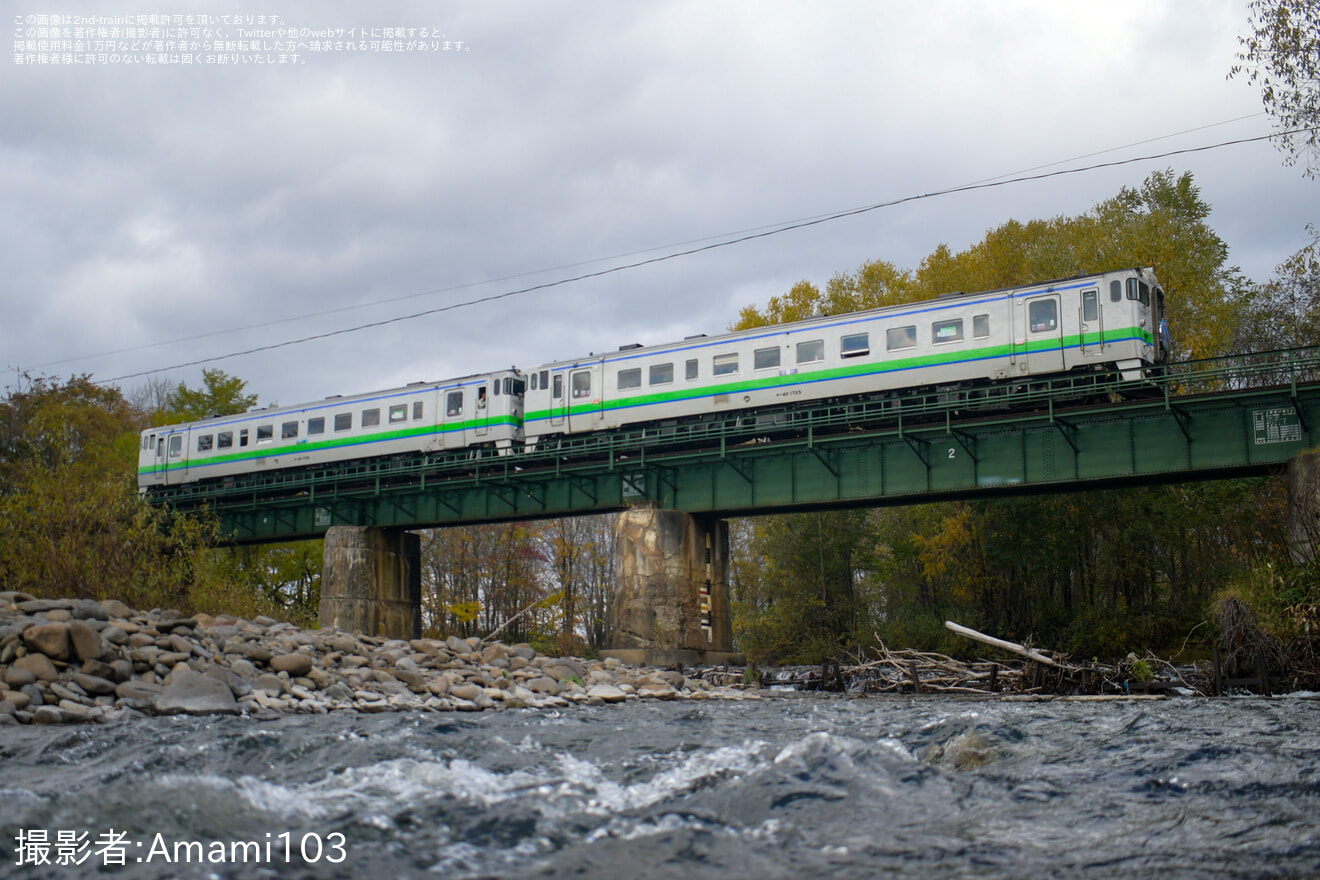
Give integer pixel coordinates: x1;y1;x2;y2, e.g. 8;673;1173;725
102;126;1315;385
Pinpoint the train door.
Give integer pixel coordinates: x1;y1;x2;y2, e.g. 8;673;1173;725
475;382;489;439
443;388;465;450
567;366;602;432
1078;287;1104;358
165;430;187;483
550;373;565;427
1024;294;1064;374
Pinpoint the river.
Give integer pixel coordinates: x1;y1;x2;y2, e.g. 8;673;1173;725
3;693;1318;879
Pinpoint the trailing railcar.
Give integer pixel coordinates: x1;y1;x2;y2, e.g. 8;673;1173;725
138;370;524;491
522;268;1165;450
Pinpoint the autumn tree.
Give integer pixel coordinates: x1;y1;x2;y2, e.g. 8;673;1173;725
1231;0;1320;177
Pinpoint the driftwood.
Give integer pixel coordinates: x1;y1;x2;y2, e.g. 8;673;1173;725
943;620;1062;667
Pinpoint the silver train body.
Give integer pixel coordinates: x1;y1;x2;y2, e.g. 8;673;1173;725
139;268;1164;491
521;267;1165;450
138;370;523;489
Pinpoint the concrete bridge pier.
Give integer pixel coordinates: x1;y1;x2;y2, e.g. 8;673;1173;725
319;526;422;640
1288;449;1320;564
604;507;741;668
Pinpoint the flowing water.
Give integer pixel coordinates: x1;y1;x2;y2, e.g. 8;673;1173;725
3;693;1319;879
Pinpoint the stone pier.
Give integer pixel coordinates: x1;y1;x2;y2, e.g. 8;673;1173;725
604;507;741;668
1288;449;1320;564
319;526;422;640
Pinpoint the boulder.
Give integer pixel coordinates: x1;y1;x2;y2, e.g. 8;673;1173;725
155;670;239;716
13;653;58;682
271;653;314;676
23;622;71;661
68;620;104;661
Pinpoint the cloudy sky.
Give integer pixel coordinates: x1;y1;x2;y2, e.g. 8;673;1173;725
5;1;1316;408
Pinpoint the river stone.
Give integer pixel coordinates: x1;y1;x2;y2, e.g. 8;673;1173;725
324;682;355;702
156;669;238;715
510;644;537;661
73;600;110;621
14;653;58;682
271;653;314;676
18;599;70;614
23;622;71;661
69;620;104;661
586;684;628;703
115;680;162;703
638;683;678;700
449;683;483;701
100;599;134;619
543;662;584;684
525;677;561;695
253;673;285;696
4;689;30;710
244;643;273;663
71;672;116;696
31;705;64;724
0;699;15;715
4;666;36;688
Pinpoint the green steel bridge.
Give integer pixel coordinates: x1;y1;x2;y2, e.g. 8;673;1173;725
148;348;1320;544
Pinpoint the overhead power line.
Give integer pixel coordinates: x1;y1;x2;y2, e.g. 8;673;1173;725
101;126;1315;385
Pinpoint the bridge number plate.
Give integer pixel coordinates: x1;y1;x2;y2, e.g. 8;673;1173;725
1253;407;1303;445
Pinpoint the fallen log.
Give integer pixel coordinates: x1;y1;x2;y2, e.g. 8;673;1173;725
944;620;1061;668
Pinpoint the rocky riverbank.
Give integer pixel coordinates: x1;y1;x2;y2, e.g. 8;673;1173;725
0;592;758;726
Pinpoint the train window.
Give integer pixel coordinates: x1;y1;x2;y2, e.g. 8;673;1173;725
540;370;550;391
511;378;525;395
1127;278;1150;306
197;434;213;452
282;421;299;439
842;333;869;357
797;339;824;364
886;327;916;351
389;405;408;423
973;315;990;338
168;435;182;458
447;391;463;417
1110;280;1123;303
650;363;674;385
492;381;500;396
256;425;273;444
413;402;424;420
217;431;233;449
618;368;642;390
553;374;563;399
334;413;352;432
932;319;964;344
308;418;324;435
529;373;538;391
1029;300;1058;332
239;429;249;447
362;408;381;427
572;372;591;399
477;387;488;409
686;359;698;380
713;353;739;376
754;347;781;370
1082;290;1098;322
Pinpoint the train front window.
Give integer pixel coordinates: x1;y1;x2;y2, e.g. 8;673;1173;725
1127;278;1150;306
1029;300;1058;332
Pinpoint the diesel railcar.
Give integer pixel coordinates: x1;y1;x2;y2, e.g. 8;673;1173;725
138;369;524;490
522;267;1165;450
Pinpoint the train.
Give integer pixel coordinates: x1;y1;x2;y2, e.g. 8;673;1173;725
138;267;1167;492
